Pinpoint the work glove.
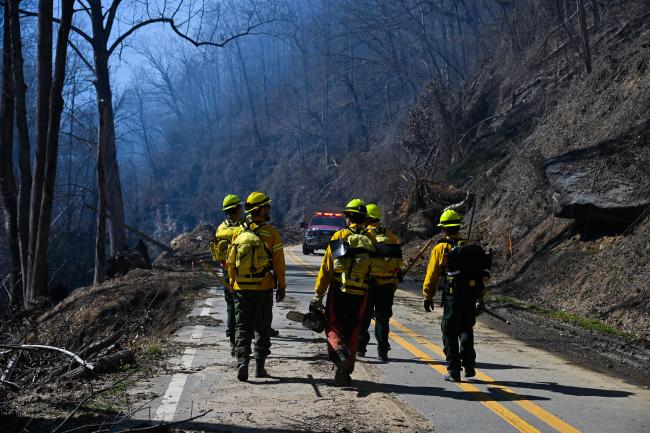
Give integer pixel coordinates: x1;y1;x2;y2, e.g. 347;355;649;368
475;300;485;316
276;286;286;302
423;298;434;313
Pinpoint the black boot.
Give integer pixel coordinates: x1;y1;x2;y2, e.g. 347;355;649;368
464;366;476;378
237;359;249;382
377;349;389;362
255;358;268;378
333;350;350;386
444;371;461;382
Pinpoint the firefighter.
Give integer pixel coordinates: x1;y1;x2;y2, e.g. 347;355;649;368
213;194;244;356
311;199;375;386
358;203;402;362
422;209;486;382
228;192;286;381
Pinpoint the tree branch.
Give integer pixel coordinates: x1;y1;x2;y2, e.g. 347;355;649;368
68;40;95;74
18;8;94;45
104;0;123;35
108;15;274;55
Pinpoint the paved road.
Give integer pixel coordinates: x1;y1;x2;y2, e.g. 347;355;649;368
132;245;650;433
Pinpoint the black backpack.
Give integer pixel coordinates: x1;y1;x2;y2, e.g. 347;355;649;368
442;239;492;296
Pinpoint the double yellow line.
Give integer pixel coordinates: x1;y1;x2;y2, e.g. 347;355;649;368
284;246;581;433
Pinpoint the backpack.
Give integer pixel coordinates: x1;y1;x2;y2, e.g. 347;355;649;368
442;239;492;297
369;226;402;280
227;223;272;286
211;221;239;261
330;228;375;294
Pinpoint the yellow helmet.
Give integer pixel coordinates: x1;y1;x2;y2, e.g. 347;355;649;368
222;194;241;211
366;203;381;221
438;209;463;227
344;198;367;215
245;191;271;213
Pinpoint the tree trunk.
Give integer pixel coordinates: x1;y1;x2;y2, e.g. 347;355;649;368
28;0;54;294
31;0;76;298
7;0;33;303
0;11;22;306
93;50;128;255
94;131;108;285
577;0;592;74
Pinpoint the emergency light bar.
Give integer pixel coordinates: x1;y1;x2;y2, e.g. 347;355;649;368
315;211;343;217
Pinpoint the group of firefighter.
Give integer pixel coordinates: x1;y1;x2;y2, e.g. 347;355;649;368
210;192;487;385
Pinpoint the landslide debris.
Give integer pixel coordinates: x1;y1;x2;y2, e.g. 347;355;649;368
0;243;212;431
154;224;215;271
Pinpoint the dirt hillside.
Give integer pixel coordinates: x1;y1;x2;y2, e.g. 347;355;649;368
398;1;650;341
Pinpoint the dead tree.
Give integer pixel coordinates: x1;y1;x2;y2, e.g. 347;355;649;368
0;8;21;306
31;0;77;297
7;0;32;297
27;0;53;296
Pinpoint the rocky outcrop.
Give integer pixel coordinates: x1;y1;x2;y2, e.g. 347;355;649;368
544;125;650;226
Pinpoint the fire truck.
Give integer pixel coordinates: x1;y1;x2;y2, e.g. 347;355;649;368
301;211;346;255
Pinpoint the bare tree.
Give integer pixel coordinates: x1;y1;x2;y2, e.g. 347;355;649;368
0;7;21;305
31;0;77;297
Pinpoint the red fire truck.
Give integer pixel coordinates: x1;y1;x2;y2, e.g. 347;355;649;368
301;211;346;255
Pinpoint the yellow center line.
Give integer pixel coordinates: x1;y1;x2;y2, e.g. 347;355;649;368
390;319;582;433
388;330;541;433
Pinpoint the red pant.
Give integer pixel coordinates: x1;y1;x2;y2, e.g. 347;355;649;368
325;282;368;372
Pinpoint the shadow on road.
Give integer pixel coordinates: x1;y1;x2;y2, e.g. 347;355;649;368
471;379;635;398
247;374;552;402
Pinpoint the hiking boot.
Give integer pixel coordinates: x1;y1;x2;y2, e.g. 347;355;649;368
464;366;476;378
255;358;268;378
334;367;352;387
237;360;249;382
270;328;280;337
444;371;461;382
377;351;389;362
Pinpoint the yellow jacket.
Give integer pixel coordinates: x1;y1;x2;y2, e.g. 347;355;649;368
228;220;286;291
422;235;486;301
367;222;402;286
214;218;243;269
314;223;371;297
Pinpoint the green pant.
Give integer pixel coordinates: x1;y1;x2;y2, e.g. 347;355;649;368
223;288;235;347
359;282;396;354
441;294;476;373
234;289;273;361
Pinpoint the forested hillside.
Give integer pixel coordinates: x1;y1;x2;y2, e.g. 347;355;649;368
123;0;650;338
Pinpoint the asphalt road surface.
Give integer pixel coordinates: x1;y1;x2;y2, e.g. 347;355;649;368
130;245;650;433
